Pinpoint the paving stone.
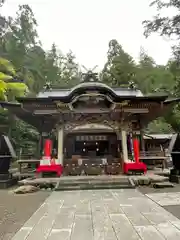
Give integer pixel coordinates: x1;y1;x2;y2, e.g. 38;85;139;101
47;229;71;240
143;212;172;224
103;199;123;214
12;227;32;240
93;222;117;240
23;203;48;228
75;201;91;215
110;214;140;239
123;211;151;226
70;215;93;240
171;220;180;230
156;222;180;240
11;189;180;240
135;226;165;240
146;192;180;206
53;207;75;229
92;205;117;239
26;215;55;240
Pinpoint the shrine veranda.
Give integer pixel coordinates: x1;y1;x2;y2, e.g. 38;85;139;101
0;79;178;175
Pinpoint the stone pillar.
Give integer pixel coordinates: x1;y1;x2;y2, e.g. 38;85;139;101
57;126;64;165
121;130;129;163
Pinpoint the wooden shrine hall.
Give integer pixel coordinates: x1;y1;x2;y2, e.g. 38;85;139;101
0;71;179;176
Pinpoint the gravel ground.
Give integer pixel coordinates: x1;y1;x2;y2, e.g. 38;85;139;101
0;189;50;240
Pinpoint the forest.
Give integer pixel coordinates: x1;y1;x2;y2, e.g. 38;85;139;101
0;0;180;156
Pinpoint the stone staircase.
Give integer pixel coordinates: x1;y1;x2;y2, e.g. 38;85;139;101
55;175;135;191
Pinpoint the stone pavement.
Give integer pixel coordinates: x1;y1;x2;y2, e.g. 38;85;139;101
12;189;180;240
146;192;180;206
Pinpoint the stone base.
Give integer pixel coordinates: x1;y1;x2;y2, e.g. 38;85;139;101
170;169;180;175
36;164;63;177
169;174;180;183
0;178;17;189
153;182;174;188
123;162;147;174
0;173;12;180
63;165;82;176
84;165;103;175
105;164;121;175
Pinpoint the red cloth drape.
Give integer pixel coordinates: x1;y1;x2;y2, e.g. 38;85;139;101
44;139;52;157
133;138;139;163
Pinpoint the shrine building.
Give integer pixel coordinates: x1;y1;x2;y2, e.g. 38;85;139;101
1;72;178;175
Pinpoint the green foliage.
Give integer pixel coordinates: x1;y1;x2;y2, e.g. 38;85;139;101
101;40;178;133
11;120;39;156
146;118;173;133
0;3;81;156
142;0;180;132
101;39;136;86
143;0;180;39
0;57;28;100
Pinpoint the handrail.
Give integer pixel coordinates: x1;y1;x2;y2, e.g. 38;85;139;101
139;151;165;156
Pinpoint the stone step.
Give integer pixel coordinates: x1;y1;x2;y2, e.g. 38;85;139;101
55;178;134;191
55;184;134;191
57;179;129;185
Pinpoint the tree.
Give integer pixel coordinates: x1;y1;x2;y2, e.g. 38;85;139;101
101;39;136;87
0;5;40;93
143;0;180;39
146;117;173;133
136;62;174;94
143;0;180;132
0;57;28;100
0;0;5;6
0;0;6;37
0;3;82;156
60;50;80;87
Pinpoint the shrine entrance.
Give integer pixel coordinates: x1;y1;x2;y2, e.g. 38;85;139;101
74;139;110;157
65;131;119;159
60;123;125;175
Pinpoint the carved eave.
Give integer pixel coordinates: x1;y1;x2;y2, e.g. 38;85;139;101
0;101;58;131
0;102;40;128
164;97;180;105
3;92;176;132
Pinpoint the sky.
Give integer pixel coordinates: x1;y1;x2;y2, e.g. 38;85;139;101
1;0;175;70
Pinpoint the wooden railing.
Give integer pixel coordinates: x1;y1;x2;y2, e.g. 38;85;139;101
139;151;165;158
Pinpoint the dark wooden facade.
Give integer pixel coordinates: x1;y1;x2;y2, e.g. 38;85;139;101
0;86;177;134
0;80;178;166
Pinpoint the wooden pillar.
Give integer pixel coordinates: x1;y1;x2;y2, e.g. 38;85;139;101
57;126;64;165
140;130;145;153
38;132;43;158
121;130;129;163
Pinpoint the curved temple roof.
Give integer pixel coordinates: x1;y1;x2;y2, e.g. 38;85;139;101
37;82;144;98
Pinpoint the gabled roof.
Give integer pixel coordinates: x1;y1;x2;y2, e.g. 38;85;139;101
37;82;143;98
17;81;169;103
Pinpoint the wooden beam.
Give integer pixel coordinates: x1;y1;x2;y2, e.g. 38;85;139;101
124;108;149;113
33;109;58;115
